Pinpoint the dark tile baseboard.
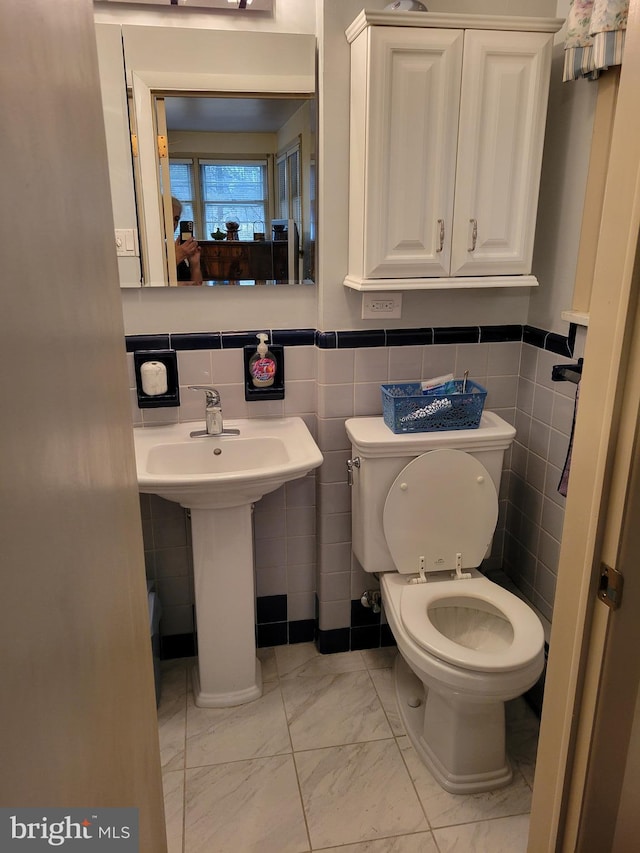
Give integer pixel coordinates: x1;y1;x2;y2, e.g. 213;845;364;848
160;632;197;660
161;618;317;660
160;600;397;659
316;623;396;654
255;593;316;647
256;594;287;624
316;601;397;654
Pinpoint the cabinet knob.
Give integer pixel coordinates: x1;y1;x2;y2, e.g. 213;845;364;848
469;219;478;252
437;219;445;253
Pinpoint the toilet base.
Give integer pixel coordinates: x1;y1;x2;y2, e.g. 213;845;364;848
394;654;513;794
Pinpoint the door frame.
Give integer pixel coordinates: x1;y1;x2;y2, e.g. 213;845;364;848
528;1;640;849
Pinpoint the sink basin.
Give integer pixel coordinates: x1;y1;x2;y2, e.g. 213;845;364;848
133;416;323;708
146;436;289;475
134;417;323;509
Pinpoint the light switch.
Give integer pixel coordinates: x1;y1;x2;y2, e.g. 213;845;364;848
115;228;139;257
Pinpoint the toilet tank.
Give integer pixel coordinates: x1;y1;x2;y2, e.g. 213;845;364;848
345;411;516;575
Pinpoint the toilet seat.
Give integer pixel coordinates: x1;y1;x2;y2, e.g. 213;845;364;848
383;449;498;576
398;577;544;672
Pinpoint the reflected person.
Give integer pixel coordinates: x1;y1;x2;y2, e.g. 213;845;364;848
172;197;203;286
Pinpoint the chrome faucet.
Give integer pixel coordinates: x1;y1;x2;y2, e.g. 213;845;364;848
188;386;240;437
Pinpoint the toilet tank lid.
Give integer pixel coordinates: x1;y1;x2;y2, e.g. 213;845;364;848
345;411;515;457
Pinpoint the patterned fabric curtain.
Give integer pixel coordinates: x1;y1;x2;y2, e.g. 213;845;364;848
564;0;629;81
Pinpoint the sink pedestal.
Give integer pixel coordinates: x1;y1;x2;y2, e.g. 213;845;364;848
190;505;262;707
133;418;323;707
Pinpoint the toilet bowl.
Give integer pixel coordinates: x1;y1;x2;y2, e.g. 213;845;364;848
345;413;545;794
382;570;544;792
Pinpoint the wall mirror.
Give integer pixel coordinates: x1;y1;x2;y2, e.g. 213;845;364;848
154;92;315;287
121;24;316;287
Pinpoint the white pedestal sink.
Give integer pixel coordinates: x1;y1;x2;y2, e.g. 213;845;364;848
134;417;323;707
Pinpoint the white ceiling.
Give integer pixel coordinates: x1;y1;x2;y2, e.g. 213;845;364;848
164;95;310;133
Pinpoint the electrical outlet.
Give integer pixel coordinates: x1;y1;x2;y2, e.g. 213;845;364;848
361;292;402;319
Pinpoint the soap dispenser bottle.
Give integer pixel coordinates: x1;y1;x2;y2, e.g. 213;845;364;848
249;333;277;388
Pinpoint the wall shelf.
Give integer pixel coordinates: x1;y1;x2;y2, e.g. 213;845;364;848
561;309;590;327
343;275;540;292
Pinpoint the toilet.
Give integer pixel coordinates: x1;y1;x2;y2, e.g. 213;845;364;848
345;411;545;794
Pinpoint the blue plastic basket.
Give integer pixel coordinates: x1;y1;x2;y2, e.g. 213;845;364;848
381;380;487;434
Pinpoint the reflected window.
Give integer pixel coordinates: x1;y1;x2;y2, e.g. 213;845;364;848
169;157;268;241
276;138;301;228
201;160;268;241
169;159;196;232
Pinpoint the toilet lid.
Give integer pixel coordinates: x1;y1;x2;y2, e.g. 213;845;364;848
382;449;498;574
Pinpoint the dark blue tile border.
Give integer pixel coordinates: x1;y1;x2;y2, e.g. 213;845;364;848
222;330;268;348
126;334;170;353
523;325;547;349
433;326;481;345
336;329;386;348
272;328;316;346
126;324;570;357
171;332;221;350
386;327;434;346
480;324;524;343
523;325;573;357
545;331;573;357
316;330;337;349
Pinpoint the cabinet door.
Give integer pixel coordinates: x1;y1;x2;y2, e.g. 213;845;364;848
450;30;553;277
351;27;463;279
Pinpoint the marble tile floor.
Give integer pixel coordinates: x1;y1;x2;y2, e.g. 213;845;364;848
158;643;540;853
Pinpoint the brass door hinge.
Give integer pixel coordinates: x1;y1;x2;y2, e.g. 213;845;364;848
157;135;168;158
130;133;138;158
598;562;624;610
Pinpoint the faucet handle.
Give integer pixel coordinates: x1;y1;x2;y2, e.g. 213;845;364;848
188;385;221;407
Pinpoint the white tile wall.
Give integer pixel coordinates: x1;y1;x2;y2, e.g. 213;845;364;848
133;336;577;643
504;343;580;622
141;493;195;637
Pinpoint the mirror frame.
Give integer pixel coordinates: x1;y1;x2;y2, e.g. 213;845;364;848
123;26;316;287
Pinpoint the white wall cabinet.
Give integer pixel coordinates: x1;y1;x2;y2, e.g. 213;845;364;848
344;11;563;292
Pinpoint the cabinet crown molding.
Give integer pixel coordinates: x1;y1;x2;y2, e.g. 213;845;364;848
346;11;564;43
